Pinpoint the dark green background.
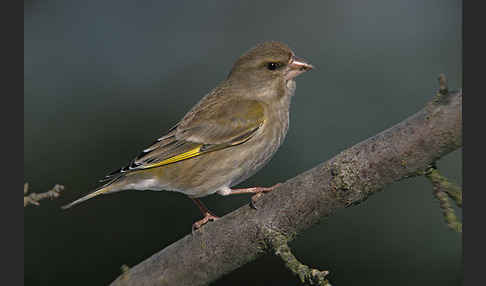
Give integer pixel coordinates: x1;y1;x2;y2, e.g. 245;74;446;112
24;1;462;285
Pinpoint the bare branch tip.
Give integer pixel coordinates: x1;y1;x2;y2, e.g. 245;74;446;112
120;264;130;273
438;73;448;95
23;183;65;207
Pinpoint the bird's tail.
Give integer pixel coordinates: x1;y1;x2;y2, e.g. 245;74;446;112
61;185;114;210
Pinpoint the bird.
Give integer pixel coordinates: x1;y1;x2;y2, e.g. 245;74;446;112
62;41;313;230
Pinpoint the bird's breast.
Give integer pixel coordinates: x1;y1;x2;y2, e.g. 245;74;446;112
227;97;291;187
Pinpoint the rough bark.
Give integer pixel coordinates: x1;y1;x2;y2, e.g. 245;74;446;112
111;89;462;286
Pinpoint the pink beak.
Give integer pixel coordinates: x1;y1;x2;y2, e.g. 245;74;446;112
286;56;313;80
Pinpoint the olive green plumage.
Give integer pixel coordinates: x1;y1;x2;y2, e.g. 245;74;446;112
62;41;313;211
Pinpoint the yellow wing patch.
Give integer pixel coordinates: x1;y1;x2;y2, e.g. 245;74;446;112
141;145;203;169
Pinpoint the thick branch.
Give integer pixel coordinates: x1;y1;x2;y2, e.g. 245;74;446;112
111;89;462;286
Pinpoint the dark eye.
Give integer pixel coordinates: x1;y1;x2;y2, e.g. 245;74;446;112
266;62;280;70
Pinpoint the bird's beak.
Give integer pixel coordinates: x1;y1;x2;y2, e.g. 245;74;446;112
285;56;314;80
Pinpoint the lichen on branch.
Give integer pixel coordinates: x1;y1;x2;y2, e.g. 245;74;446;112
265;229;331;286
425;167;462;232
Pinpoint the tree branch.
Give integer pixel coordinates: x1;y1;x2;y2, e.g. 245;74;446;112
24;183;64;207
266;229;330;286
110;80;462;286
425;166;462;207
424;167;462;232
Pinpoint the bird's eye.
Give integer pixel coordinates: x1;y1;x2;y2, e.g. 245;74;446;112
266;62;280;71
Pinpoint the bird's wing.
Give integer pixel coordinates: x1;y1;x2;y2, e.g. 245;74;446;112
101;98;265;180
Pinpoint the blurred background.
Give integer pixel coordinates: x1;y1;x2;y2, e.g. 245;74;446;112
24;0;462;285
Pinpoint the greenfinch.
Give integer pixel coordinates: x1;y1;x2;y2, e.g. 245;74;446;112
62;41;313;229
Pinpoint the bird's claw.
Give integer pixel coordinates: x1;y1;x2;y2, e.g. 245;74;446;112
192;213;220;233
250;193;263;209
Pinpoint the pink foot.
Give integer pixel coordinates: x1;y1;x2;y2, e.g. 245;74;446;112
248;183;282;209
192;212;220;231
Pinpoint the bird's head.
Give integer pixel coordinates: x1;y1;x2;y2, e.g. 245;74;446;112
228;41;313;88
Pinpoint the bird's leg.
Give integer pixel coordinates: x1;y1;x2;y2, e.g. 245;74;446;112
225;183;282;208
191;198;220;230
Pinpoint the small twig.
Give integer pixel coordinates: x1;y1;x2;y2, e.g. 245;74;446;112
425;168;462;207
120;265;130;273
118;264;131;281
433;187;462;233
24;183;65;207
431;73;450;106
266;230;331;286
424;168;462;232
444;184;462;207
438;73;449;95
